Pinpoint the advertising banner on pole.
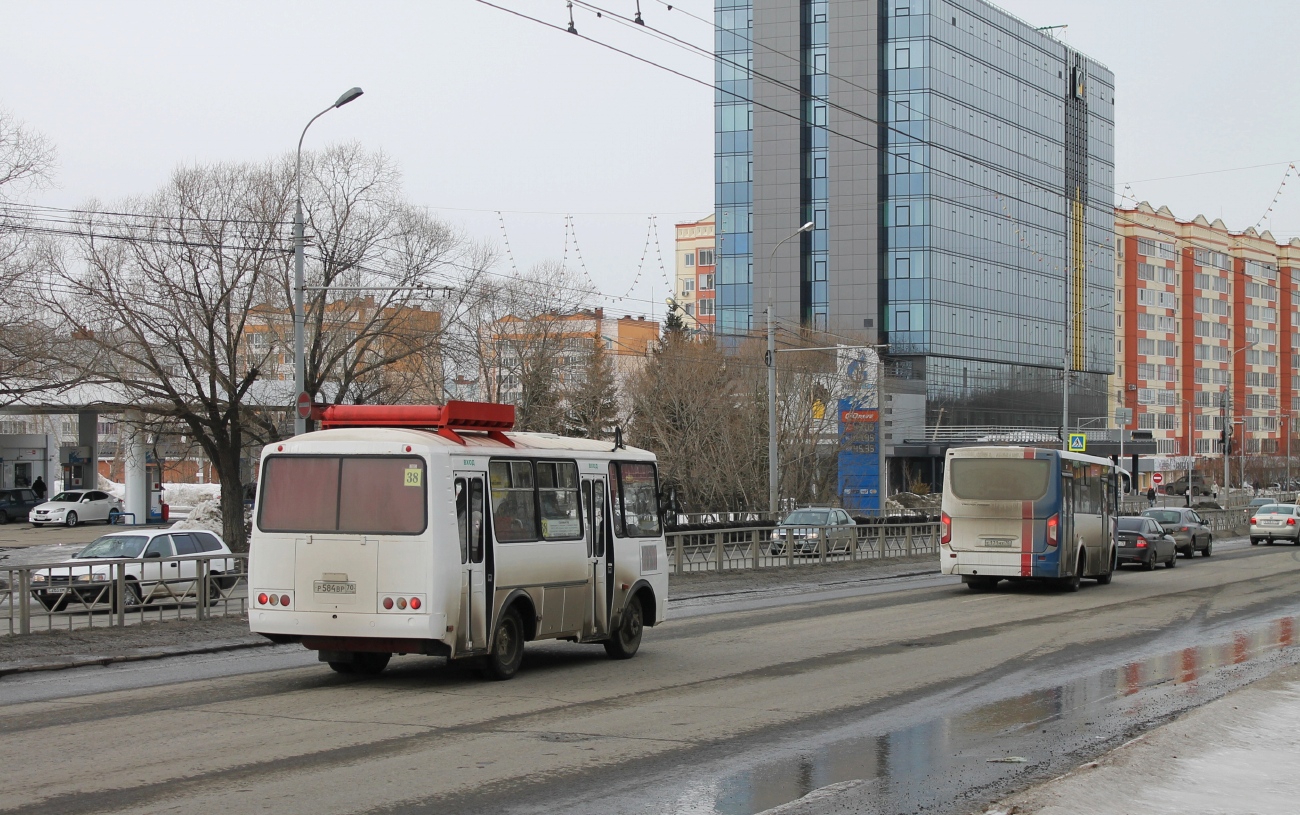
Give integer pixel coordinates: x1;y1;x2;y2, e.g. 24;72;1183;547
837;347;881;513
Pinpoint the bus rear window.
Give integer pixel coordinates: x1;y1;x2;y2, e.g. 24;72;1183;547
949;458;1051;502
259;455;427;534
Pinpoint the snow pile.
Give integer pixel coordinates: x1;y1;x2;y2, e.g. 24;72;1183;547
159;482;222;507
170;496;223;534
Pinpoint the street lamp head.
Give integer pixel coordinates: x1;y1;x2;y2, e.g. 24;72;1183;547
799;221;815;232
334;87;364;108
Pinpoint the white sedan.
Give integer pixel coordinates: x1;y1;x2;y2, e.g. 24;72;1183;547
29;490;124;527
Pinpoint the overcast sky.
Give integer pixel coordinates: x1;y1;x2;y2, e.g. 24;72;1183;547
4;1;1298;319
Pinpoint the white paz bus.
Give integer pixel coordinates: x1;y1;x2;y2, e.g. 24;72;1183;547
941;445;1119;592
248;402;668;680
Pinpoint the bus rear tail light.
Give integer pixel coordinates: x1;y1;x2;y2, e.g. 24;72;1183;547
1136;536;1148;548
383;597;394;610
396;597;408;610
1046;514;1059;548
257;593;269;605
268;594;279;606
940;513;952;545
280;595;290;607
409;597;421;610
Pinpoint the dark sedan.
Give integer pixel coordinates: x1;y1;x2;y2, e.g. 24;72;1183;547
0;488;42;524
1116;516;1178;571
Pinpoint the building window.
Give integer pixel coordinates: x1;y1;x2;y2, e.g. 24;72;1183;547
896;206;910;226
813;157;827;178
895;47;910;69
697;249;714;266
896;257;911;278
699;273;714;291
682;279;694;295
896;310;911;331
684;252;694;267
698;299;715;316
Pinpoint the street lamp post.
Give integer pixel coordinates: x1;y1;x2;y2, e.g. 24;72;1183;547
766;221;814;515
294;87;364;436
1062;302;1111;451
1222;340;1257;496
1180;397;1195;508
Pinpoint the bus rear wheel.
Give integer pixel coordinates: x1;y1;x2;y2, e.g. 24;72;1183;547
328;652;390;676
964;576;999;592
482;606;525;680
1061;554;1084;592
1095;549;1115;585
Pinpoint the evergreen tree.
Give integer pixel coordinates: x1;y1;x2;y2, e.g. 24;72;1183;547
562;338;620;439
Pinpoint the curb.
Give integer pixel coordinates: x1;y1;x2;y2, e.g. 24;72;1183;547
0;638;279;679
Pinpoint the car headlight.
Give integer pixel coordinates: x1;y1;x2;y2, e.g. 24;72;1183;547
31;574;47;583
770;531;780;540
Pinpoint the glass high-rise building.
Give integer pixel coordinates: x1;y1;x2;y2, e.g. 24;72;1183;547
715;0;1115;427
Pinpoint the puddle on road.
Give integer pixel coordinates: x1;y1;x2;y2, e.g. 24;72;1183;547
671;613;1300;815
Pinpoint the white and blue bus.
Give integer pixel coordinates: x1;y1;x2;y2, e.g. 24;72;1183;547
940;446;1119;591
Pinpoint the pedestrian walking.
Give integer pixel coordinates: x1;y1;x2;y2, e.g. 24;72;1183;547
31;476;46;501
1147;486;1156;508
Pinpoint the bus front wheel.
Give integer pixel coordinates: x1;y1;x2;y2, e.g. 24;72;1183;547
604;594;644;660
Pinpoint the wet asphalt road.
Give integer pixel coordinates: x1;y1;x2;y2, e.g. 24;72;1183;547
3;536;1300;815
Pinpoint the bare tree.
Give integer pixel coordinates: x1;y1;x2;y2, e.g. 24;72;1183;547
274;143;494;413
44;162;291;550
0;109;56;197
0;110;60;404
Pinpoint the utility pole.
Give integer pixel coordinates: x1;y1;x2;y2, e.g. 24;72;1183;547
1222;389;1230;497
767;303;778;515
878;352;887;514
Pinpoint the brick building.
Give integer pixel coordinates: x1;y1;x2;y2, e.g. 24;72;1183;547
1114;202;1300;463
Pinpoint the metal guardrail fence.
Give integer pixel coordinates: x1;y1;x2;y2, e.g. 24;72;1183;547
1;553;248;636
667;523;941;574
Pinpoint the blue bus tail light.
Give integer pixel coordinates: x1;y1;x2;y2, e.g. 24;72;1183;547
1046;514;1059;548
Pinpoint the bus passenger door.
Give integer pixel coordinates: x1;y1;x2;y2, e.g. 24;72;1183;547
583;477;610;638
455;474;489;653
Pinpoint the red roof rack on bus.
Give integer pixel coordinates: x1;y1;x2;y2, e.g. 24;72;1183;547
312;401;516;447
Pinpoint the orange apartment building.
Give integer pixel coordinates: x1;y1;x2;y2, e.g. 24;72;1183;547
1115;202;1300;460
674;214;715;331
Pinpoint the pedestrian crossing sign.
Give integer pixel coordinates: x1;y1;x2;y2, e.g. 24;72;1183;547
1068;433;1087;452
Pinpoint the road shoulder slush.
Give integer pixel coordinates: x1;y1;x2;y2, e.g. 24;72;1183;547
984;660;1300;815
0;554;938;678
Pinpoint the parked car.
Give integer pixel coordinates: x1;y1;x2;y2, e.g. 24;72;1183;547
1248;497;1274;509
1141;507;1214;557
28;490;123;527
769;507;857;556
29;529;235;611
0;488;42;524
1165;474;1210;497
1116;516;1178;570
1249;504;1300;546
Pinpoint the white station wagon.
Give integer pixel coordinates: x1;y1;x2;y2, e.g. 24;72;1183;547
30;529;236;611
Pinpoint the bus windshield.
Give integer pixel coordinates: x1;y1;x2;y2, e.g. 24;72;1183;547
948;458;1051;502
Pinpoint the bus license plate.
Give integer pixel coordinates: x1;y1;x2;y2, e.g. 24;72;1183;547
982;539;1014;548
314;581;357;595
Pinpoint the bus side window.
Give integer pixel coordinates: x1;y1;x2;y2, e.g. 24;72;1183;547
608;463;624;537
469;479;485;563
455;479;468;564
